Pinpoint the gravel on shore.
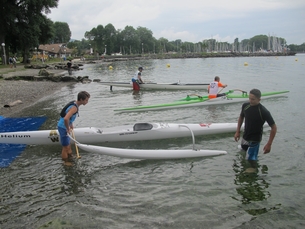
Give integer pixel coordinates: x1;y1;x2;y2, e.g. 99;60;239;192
0;67;75;117
0;80;75;117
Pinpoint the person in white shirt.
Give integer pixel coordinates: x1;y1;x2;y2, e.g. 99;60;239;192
208;76;227;99
132;67;144;90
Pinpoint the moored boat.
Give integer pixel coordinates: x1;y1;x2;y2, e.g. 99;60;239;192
99;81;209;90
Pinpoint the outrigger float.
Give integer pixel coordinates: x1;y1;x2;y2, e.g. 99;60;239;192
68;125;227;159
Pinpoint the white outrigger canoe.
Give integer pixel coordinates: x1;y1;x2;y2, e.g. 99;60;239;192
0;122;253;145
99;81;209;90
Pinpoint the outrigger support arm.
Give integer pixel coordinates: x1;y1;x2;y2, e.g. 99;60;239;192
179;125;196;150
229;89;248;96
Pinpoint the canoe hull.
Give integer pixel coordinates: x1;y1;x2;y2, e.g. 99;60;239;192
99;82;209;90
0;122;246;145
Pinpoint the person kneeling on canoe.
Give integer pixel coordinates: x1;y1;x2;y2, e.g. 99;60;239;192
57;91;90;165
132;67;144;90
208;76;228;99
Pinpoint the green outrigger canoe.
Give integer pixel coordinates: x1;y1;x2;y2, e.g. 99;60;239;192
115;90;289;113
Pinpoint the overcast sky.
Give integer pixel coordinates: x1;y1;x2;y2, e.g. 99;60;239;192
47;0;305;45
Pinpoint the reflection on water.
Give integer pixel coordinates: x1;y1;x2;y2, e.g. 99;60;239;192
232;149;276;216
132;90;141;100
61;164;91;195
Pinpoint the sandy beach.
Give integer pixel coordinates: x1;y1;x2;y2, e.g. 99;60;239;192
0;66;75;117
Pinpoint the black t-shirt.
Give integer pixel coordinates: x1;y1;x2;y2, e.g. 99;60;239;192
241;102;275;142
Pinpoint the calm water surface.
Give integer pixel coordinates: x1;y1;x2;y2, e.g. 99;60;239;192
1;54;305;228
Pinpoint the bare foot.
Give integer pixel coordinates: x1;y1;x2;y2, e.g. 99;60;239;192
63;161;73;166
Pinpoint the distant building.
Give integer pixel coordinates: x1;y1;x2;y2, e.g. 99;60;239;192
38;44;72;58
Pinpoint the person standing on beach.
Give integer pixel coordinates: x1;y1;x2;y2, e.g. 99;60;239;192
12;57;17;68
234;88;277;173
132;66;144;90
67;60;72;75
57;91;90;165
9;57;13;68
208;76;227;99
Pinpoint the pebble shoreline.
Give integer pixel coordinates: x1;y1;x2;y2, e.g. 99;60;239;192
0;68;75;117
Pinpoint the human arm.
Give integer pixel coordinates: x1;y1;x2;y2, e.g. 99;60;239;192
263;123;277;154
234;115;244;142
219;82;227;88
138;74;144;83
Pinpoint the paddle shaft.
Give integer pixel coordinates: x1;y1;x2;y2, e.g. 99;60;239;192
218;87;225;94
71;130;81;159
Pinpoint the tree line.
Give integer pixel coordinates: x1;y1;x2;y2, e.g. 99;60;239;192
0;0;59;63
1;1;303;64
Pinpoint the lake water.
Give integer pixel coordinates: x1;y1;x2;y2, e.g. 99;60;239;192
1;54;305;228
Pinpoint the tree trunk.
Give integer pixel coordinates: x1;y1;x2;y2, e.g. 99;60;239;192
22;48;29;64
0;34;7;65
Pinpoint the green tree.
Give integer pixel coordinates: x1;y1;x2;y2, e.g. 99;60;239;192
85;27;98;55
172;39;182;52
136;26;154;54
85;23;117;55
0;0;59;63
67;39;88;56
158;37;169;53
95;25;105;54
104;23;117;55
288;42;305;52
120;26;140;54
249;35;268;51
53;21;71;43
70;39;91;56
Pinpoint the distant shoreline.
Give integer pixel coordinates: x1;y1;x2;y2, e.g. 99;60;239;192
86;51;297;62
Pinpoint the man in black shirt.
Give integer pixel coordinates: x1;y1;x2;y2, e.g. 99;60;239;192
234;89;277;171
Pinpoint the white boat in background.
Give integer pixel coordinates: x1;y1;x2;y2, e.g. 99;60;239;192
0;122;256;145
99;81;209;90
